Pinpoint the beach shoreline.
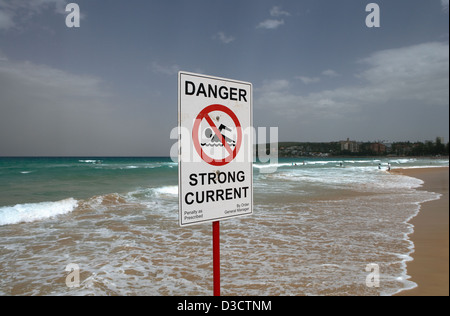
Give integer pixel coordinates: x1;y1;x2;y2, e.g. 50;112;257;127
1;158;448;296
392;167;449;296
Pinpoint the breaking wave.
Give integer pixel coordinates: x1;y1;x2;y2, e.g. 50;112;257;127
0;198;78;226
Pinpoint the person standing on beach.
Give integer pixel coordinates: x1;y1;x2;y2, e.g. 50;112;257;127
387;163;391;171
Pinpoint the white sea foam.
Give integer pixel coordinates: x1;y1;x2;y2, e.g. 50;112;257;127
253;163;292;169
0;198;78;226
153;186;178;196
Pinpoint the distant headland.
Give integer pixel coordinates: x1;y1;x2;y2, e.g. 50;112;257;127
256;137;449;158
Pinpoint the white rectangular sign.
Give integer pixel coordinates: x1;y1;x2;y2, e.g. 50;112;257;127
178;72;253;226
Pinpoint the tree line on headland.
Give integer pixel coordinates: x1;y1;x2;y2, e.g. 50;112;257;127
257;138;449;158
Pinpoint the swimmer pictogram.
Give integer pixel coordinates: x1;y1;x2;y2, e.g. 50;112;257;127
192;104;242;166
201;124;236;148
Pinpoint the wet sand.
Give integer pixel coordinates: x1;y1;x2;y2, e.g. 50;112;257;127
393;167;449;296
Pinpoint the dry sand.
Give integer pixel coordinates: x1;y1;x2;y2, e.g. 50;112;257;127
393;167;449;296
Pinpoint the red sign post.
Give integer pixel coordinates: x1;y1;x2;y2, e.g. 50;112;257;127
213;221;220;296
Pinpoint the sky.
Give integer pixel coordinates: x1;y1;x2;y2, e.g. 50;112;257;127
0;0;448;156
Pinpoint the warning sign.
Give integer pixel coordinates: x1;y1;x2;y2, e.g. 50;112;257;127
178;72;253;226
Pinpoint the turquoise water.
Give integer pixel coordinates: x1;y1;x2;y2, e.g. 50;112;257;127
0;157;177;207
0;157;448;295
1;156;446;208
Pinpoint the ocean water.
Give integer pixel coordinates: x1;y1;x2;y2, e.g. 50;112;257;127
0;157;448;296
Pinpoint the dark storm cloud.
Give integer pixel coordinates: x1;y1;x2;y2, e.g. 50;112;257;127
0;54;165;156
256;42;449;142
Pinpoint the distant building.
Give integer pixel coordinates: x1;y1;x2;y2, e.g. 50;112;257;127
383;142;393;153
369;142;386;154
340;138;359;153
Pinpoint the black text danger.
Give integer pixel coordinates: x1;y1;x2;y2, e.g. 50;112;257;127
185;81;248;102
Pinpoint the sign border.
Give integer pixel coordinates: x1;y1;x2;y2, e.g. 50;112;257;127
178;71;253;227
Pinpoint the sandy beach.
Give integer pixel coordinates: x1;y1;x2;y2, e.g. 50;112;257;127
393;167;449;296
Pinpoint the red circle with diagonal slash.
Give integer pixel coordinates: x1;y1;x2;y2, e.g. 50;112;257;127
192;104;242;166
